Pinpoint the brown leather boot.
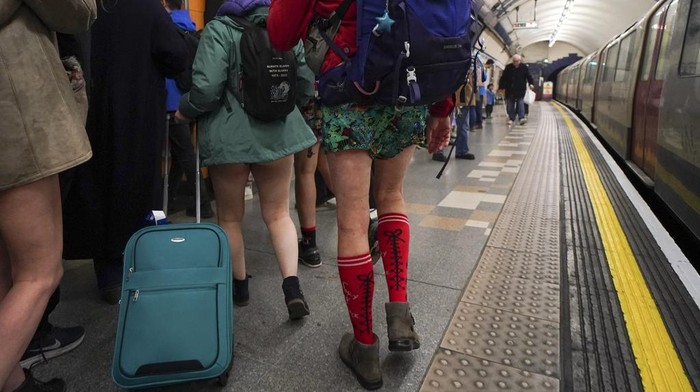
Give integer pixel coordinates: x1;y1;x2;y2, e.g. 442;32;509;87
338;333;382;390
385;302;420;351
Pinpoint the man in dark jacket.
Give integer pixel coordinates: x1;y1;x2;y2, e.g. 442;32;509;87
62;0;188;304
498;54;534;125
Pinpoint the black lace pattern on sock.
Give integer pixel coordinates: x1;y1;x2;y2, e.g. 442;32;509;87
354;270;374;335
384;229;406;293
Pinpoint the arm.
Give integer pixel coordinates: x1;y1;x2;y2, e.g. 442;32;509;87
22;0;96;33
150;0;188;78
425;95;454;153
179;21;231;119
268;0;315;51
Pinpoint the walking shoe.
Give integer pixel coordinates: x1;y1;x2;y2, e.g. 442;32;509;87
519;117;527;125
12;370;65;392
298;240;322;268
431;152;447;162
368;218;380;265
507;119;513;125
282;276;310;320
455;153;475;160
233;277;249;307
338;333;382;390
20;325;85;368
385;302;420;352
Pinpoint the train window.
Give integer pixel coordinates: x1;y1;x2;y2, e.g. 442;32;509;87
656;0;679;80
640;11;663;81
603;44;620;82
615;33;637;82
585;58;598;84
680;0;700;76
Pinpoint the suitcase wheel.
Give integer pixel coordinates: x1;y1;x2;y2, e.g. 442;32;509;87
217;371;229;386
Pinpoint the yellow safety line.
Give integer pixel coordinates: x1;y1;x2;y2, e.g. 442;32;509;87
552;102;692;392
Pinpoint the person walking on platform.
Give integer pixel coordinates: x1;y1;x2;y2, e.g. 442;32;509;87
176;0;317;320
61;0;188;305
0;1;96;390
296;101;325;268
267;0;454;388
162;0;215;219
433;74;476;162
498;54;534;126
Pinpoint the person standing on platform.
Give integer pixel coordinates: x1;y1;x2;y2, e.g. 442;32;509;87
485;83;496;119
62;0;188;305
498;54;534;126
176;0;318;320
0;0;96;390
162;0;215;219
433;73;476;162
267;0;454;388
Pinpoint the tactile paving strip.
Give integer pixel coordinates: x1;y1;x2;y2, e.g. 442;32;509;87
441;302;560;378
463;269;560;321
422;349;559;391
421;106;561;391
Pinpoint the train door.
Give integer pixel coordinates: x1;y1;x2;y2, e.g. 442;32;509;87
632;0;679;179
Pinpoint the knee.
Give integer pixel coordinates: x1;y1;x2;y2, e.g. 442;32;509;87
374;188;404;209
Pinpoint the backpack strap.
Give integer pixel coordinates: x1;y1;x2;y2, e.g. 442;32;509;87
316;0;355;62
317;0;355;31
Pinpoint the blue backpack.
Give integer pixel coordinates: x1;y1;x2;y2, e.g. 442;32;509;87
314;0;473;107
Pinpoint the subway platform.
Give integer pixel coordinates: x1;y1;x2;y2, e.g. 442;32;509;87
33;101;700;391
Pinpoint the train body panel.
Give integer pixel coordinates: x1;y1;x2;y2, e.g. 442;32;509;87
557;0;700;242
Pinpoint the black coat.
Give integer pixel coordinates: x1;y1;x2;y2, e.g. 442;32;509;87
499;63;534;100
63;0;187;261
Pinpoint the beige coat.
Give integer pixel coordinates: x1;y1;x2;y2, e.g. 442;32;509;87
0;0;96;191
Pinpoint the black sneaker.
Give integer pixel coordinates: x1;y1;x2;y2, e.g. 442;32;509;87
298;240;322;268
282;276;310;320
21;325;85;368
455;153;475;160
431;152;447;162
13;370;65;392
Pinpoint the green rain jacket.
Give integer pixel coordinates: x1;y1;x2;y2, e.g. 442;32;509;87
179;6;316;165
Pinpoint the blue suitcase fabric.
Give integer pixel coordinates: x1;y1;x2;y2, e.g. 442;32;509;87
112;223;232;389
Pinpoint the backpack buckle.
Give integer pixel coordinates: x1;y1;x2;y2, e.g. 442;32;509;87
395;96;407;112
406;67;417;85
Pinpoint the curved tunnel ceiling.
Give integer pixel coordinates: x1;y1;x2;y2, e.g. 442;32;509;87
478;0;656;55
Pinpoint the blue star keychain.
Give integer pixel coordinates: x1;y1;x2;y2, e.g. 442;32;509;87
372;11;395;36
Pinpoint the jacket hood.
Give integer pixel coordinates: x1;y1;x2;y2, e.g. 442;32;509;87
169;9;196;31
217;0;270;17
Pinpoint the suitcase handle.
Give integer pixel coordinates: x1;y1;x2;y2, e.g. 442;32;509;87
135;360;204;376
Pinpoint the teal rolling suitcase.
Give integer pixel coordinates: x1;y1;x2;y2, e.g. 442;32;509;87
113;116;232;389
112;223;232;389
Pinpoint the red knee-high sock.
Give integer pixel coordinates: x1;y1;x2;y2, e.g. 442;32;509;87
378;213;410;303
337;254;375;345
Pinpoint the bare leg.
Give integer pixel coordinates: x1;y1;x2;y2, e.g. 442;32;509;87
251;156;298;278
317;148;334;195
294;143;320;229
326;150;373;257
372;146;416;217
209;164;250;281
0;176;64;391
